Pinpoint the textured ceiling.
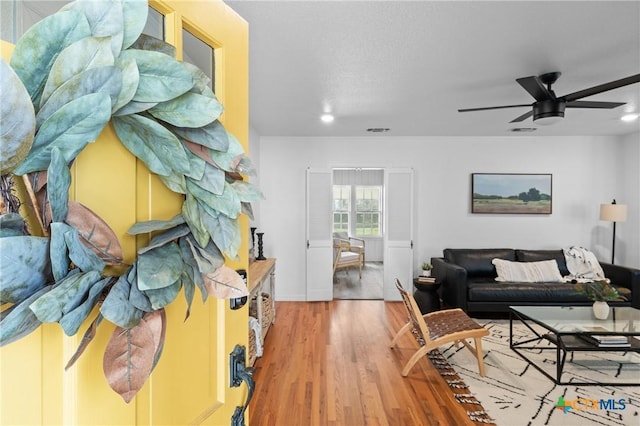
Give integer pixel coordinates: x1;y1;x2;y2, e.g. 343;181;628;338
226;0;640;137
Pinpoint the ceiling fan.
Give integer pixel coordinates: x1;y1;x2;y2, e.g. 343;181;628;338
458;72;640;124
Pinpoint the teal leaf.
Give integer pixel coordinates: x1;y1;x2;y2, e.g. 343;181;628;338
209;132;245;172
13;93;112;175
127;265;152;312
30;270;101;323
188;180;240;220
137;242;183;291
0;59;35;175
149;92;221;128
10;10;91;106
159;173;187;194
100;274;143;328
172;119;229;151
138;224;191;255
182;270;195;321
64;0;124;57
241;202;255;221
0;236;51;304
181;193;209;248
129;33;176;57
119;49;193;102
37;66;123;127
41;36;115;107
49;222;71;282
121;0;149;50
62;223;106;273
112;56;139;112
179;236;207;302
113;100;157;116
230;180;265;203
112;114;189;177
144;280;181;310
236;155;257;177
48;148;71;223
182;62;212;95
183;150;206;180
0;213;26;238
190;161;224;195
0;286;51;347
128;214;186;235
186;236;224;276
60;276;111;336
199;203;241;259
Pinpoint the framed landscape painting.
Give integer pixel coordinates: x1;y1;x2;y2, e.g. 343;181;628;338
471;173;552;214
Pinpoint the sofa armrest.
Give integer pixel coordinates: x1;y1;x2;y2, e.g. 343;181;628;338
431;257;468;310
601;262;640;308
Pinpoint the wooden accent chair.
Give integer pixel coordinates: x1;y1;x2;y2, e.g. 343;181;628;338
333;238;363;278
333;232;365;266
390;279;489;377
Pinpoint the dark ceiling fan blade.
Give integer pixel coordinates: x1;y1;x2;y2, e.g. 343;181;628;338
566;100;625;109
516;76;553;101
563;74;640;102
509;110;533;123
458;104;530;112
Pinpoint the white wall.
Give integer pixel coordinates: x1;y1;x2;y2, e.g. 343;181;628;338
249;134;640;301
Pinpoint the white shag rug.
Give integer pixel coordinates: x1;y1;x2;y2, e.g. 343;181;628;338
438;320;640;426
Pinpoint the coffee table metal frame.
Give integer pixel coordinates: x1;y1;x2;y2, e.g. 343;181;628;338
509;306;640;386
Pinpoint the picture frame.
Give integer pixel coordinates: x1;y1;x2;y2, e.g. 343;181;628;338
471;173;552;214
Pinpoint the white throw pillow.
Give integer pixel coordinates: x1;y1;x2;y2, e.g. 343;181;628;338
492;258;564;283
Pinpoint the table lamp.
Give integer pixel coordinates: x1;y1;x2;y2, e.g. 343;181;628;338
599;199;628;264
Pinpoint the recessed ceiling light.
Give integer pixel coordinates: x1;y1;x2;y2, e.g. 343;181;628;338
366;128;390;133
320;114;334;123
621;113;639;122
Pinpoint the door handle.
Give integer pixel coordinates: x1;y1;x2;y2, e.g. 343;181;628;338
230;345;255;426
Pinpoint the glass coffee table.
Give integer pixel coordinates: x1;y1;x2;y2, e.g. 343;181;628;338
509;305;640;386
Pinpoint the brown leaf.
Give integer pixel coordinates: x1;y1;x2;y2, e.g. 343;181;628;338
103;321;155;403
66;201;124;265
204;265;249;299
65;314;103;370
183;139;219;167
140;309;166;369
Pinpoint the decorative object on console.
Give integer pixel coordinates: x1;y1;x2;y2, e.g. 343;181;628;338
421;262;433;277
255;232;266;260
471;173;552;214
600;199;628;264
575;280;624;320
250;227;257;261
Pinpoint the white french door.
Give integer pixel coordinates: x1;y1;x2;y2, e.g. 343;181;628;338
305;168;334;301
383;168;414;300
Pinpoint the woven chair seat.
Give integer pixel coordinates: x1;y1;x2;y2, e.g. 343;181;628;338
390;279;489;377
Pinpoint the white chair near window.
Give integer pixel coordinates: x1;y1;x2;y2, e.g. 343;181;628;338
333;238;363;278
332;232;365;266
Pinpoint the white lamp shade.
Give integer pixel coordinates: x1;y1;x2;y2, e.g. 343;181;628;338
600;203;628;222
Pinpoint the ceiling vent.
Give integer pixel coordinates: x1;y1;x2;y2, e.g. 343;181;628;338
366;128;390;133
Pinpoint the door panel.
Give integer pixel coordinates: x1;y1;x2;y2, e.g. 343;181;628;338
306;168;333;301
383;169;414;300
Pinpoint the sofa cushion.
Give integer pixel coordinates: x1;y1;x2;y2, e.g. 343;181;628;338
467;282;590;303
492;258;564;283
443;248;515;277
516;249;570;276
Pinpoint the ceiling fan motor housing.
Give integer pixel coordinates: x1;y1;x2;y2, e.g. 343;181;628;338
533;99;565;122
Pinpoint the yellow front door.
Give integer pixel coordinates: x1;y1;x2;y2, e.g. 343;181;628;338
0;1;250;424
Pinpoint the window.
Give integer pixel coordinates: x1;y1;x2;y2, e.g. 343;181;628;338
333;185;350;233
355;186;381;236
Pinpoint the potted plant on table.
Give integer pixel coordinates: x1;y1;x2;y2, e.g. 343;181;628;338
421;262;433;277
575;280;623;319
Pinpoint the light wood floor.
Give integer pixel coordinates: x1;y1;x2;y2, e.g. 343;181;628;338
249;300;476;426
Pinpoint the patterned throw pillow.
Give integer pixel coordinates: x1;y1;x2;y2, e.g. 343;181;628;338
492;258;564;283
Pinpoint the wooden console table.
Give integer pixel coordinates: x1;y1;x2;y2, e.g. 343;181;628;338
248;258;276;364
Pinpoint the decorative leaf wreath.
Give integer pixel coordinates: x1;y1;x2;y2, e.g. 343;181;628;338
0;0;261;402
